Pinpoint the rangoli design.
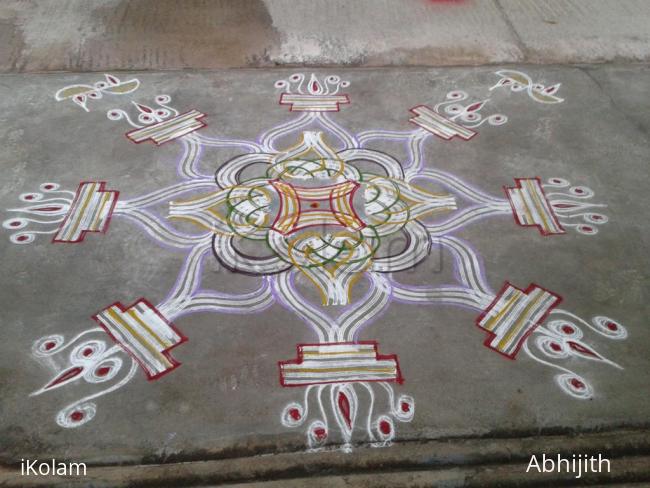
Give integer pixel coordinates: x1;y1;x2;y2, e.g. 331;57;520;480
4;71;627;452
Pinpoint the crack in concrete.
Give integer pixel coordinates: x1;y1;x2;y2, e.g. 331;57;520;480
493;0;530;63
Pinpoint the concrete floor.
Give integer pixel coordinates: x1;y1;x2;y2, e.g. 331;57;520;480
0;65;648;486
2;0;650;71
1;1;650;486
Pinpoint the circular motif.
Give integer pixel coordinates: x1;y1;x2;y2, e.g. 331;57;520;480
555;373;593;400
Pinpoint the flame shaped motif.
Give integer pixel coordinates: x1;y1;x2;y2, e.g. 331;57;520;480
337;391;352;430
332;384;358;441
42;366;85;392
308;74;323;95
566;340;603;361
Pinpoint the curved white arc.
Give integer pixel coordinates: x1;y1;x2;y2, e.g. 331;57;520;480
337;148;404;179
550;309;628;340
215;153;275;189
357;129;424;146
412;170;506;205
271;271;333;343
55;358;139;427
116;180;215;209
391;282;488;309
338;272;392;341
178;136;209;179
186;133;263;153
260;113;316;152
159;241;213;315
425;205;509;236
117;207;212;249
434;236;493;296
403;131;427;177
315;112;358;149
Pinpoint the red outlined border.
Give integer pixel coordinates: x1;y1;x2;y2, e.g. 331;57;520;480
475;281;563;360
51;181;119;244
279;93;350;112
125;110;207;146
278;340;403;387
503;177;565;236
92;298;188;381
408;104;477;141
271;179;366;235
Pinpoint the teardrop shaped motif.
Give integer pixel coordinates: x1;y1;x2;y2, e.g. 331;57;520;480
44;366;84;390
337;391;352;430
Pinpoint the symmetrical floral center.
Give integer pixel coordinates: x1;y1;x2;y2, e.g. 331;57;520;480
170;131;456;305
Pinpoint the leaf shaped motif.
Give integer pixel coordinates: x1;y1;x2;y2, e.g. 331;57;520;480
54;85;94;101
104;79;140;94
545;83;561;95
466;101;486;113
495;70;531;86
567;340;604;362
530;90;564;104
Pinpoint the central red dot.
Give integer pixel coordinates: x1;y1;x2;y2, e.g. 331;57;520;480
44;341;56;351
70;411;84;422
82;348;93;357
400;402;410;413
607;322;618;331
570;378;585;389
379;420;391;435
17;235;28;242
313;427;327;440
550;342;562;352
96;366;111;377
561;325;574;335
289;408;301;421
310;202;320;209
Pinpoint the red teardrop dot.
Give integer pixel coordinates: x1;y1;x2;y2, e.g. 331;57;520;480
379;420;391;436
82;348;93;357
550;342;562;352
400;402;410;413
10;221;20;227
313;427;327;440
570;378;585;390
70;411;84;422
44;341;56;351
289;408;301;421
25;195;34;200
592;215;602;221
44;185;54;190
310;202;320;209
96;366;111;377
575;189;584;194
607;322;618;331
17;235;28;242
583;226;593;232
561;325;574;334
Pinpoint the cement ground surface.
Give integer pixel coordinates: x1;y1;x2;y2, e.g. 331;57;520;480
0;65;648;486
2;0;650;71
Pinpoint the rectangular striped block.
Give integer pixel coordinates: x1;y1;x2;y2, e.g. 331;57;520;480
505;178;565;235
409;105;476;141
93;299;187;380
126;110;206;145
280;93;350;112
53;181;118;243
279;342;403;387
477;283;562;359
